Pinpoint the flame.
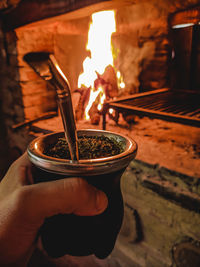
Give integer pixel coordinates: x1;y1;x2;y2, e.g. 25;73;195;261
78;10;125;120
109;108;114;114
117;71;125;89
78;11;116;89
85;86;104;120
97;87;106;111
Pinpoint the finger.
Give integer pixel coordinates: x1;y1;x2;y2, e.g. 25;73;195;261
0;153;33;198
22;178;108;224
11;152;32;171
2;153;34;193
4;152;32;183
15;152;31;165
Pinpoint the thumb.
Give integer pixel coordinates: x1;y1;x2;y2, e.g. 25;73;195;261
23;177;108;223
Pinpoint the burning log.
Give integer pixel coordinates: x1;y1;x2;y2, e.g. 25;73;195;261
74;65;119;125
88;101;100;125
95;65;118;99
87;65;119;125
74;87;90;121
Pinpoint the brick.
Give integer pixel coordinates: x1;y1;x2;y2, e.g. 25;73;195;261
20;80;47;95
15;24;56;55
18;67;41;82
22;90;56;107
24;103;57;120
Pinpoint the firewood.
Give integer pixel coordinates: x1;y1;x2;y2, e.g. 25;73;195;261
98;65;118;98
88;101;100;125
75;87;90;120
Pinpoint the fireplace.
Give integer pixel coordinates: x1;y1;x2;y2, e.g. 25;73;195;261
0;1;200;266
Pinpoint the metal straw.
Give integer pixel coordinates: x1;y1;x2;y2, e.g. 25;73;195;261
24;52;79;161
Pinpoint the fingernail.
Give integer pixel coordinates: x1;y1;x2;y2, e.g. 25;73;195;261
96;191;108;212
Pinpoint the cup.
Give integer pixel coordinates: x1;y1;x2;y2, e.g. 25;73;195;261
27;129;137;259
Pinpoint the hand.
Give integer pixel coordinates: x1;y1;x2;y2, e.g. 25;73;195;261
0;152;108;266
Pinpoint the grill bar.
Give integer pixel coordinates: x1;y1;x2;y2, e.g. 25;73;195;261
102;88;200;129
187;108;200;116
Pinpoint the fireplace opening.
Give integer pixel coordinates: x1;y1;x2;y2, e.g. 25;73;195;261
2;2;200;134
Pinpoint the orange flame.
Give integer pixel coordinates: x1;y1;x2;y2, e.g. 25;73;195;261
78;10;125;120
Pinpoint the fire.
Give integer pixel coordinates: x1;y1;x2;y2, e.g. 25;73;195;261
78;10;125;120
85;86;105;120
117;71;125;89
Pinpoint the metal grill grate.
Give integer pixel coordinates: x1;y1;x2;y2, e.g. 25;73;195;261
102;88;200;129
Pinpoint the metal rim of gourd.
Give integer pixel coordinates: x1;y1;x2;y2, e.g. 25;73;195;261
27;129;137;176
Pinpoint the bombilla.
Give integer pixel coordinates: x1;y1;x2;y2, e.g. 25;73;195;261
23;52;79;161
48;55;79;161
